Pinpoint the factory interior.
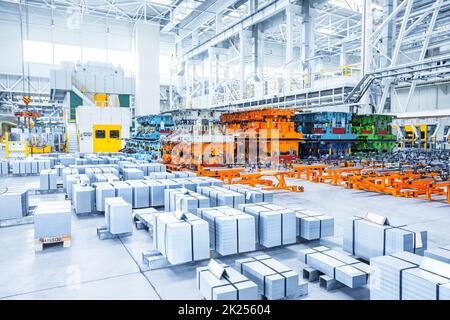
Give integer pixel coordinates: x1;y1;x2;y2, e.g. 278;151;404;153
0;0;450;303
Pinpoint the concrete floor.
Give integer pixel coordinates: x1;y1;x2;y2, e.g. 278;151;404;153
0;175;449;300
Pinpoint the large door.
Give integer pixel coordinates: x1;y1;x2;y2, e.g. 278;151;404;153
93;125;122;153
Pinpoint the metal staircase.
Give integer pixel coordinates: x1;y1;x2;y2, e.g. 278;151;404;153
67;122;78;153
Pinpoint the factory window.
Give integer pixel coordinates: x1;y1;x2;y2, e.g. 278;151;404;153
110;130;120;139
95;130;106;139
54;44;81;64
23;41;53;64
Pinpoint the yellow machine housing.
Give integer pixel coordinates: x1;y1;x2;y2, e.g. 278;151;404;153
404;125;428;149
92;124;122;153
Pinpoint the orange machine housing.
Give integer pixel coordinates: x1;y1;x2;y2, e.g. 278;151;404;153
221;108;303;163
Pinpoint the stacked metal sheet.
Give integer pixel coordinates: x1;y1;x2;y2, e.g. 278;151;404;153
75;158;88;166
95;184;116;212
295;209;334;240
104;197;133;235
197;206;256;255
343;216;427;261
164;188;209;213
54;164;65;177
123;168;144;180
424;245;450;264
39;169;57;191
172;171;197;178
370;252;450;300
10;159;50;175
0;160;8;175
141;180;165;206
238;203;296;248
0;187;29;220
197;260;258;300
72;184;95;214
402;257;450;300
197;186;245;208
34;201;71;239
154;212;210;265
65;174;90;200
235;255;299;300
370;252;422;300
146;163;166;173
58;155;76;166
225;184;274;203
62;168;79;188
111;181;133;205
300;246;370;289
126;180;150;208
147;172;175;179
92;173;119;183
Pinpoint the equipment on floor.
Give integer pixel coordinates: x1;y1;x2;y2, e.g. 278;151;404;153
221;108;302;164
76;106;131;153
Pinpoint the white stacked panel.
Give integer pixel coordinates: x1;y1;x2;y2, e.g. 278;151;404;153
34;201;71;239
126;180;149;208
111;181;133;205
239;203;296;248
164;188;209;213
0;160;9;175
343;217;428;260
172;171;197;178
62;168;79;188
197;265;258;300
147;172;175;179
65;174;90;200
72;184;95;214
59;155;76;166
123;168;144;180
54;164;64;177
235;255;299;300
440;283;450;300
154;212;209;265
39;169;57;191
402;268;449;300
0;187;29;220
96;185;116;212
370;252;422;300
104;197;133;235
197;206;256;255
142;180;165;206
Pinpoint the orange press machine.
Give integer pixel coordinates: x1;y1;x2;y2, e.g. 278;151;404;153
220;108;303;164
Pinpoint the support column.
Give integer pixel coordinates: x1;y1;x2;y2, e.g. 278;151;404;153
301;1;313;88
360;0;373;113
240;30;247;99
286;8;294;92
135;23;160;116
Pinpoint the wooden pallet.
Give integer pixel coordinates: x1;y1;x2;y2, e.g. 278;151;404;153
35;235;71;252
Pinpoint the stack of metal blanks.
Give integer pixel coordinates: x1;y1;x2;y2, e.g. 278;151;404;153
197;186;245;208
0;160;8;175
104;197;133;235
238;203;296;248
300;246;370;289
95;184;117;212
224;184;274;203
343;216;428;260
0;187;29;220
123;168;145;180
39;169;57;191
126;180;150;208
235;255;299;300
110;181;133;205
72;184;95;214
34;200;71;238
147;172;175;179
197;206;255;255
164;188;209;213
154;212;209;265
295;209;334;240
197;260;258;300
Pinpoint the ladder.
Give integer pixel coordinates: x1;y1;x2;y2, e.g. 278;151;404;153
67;122;78;153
